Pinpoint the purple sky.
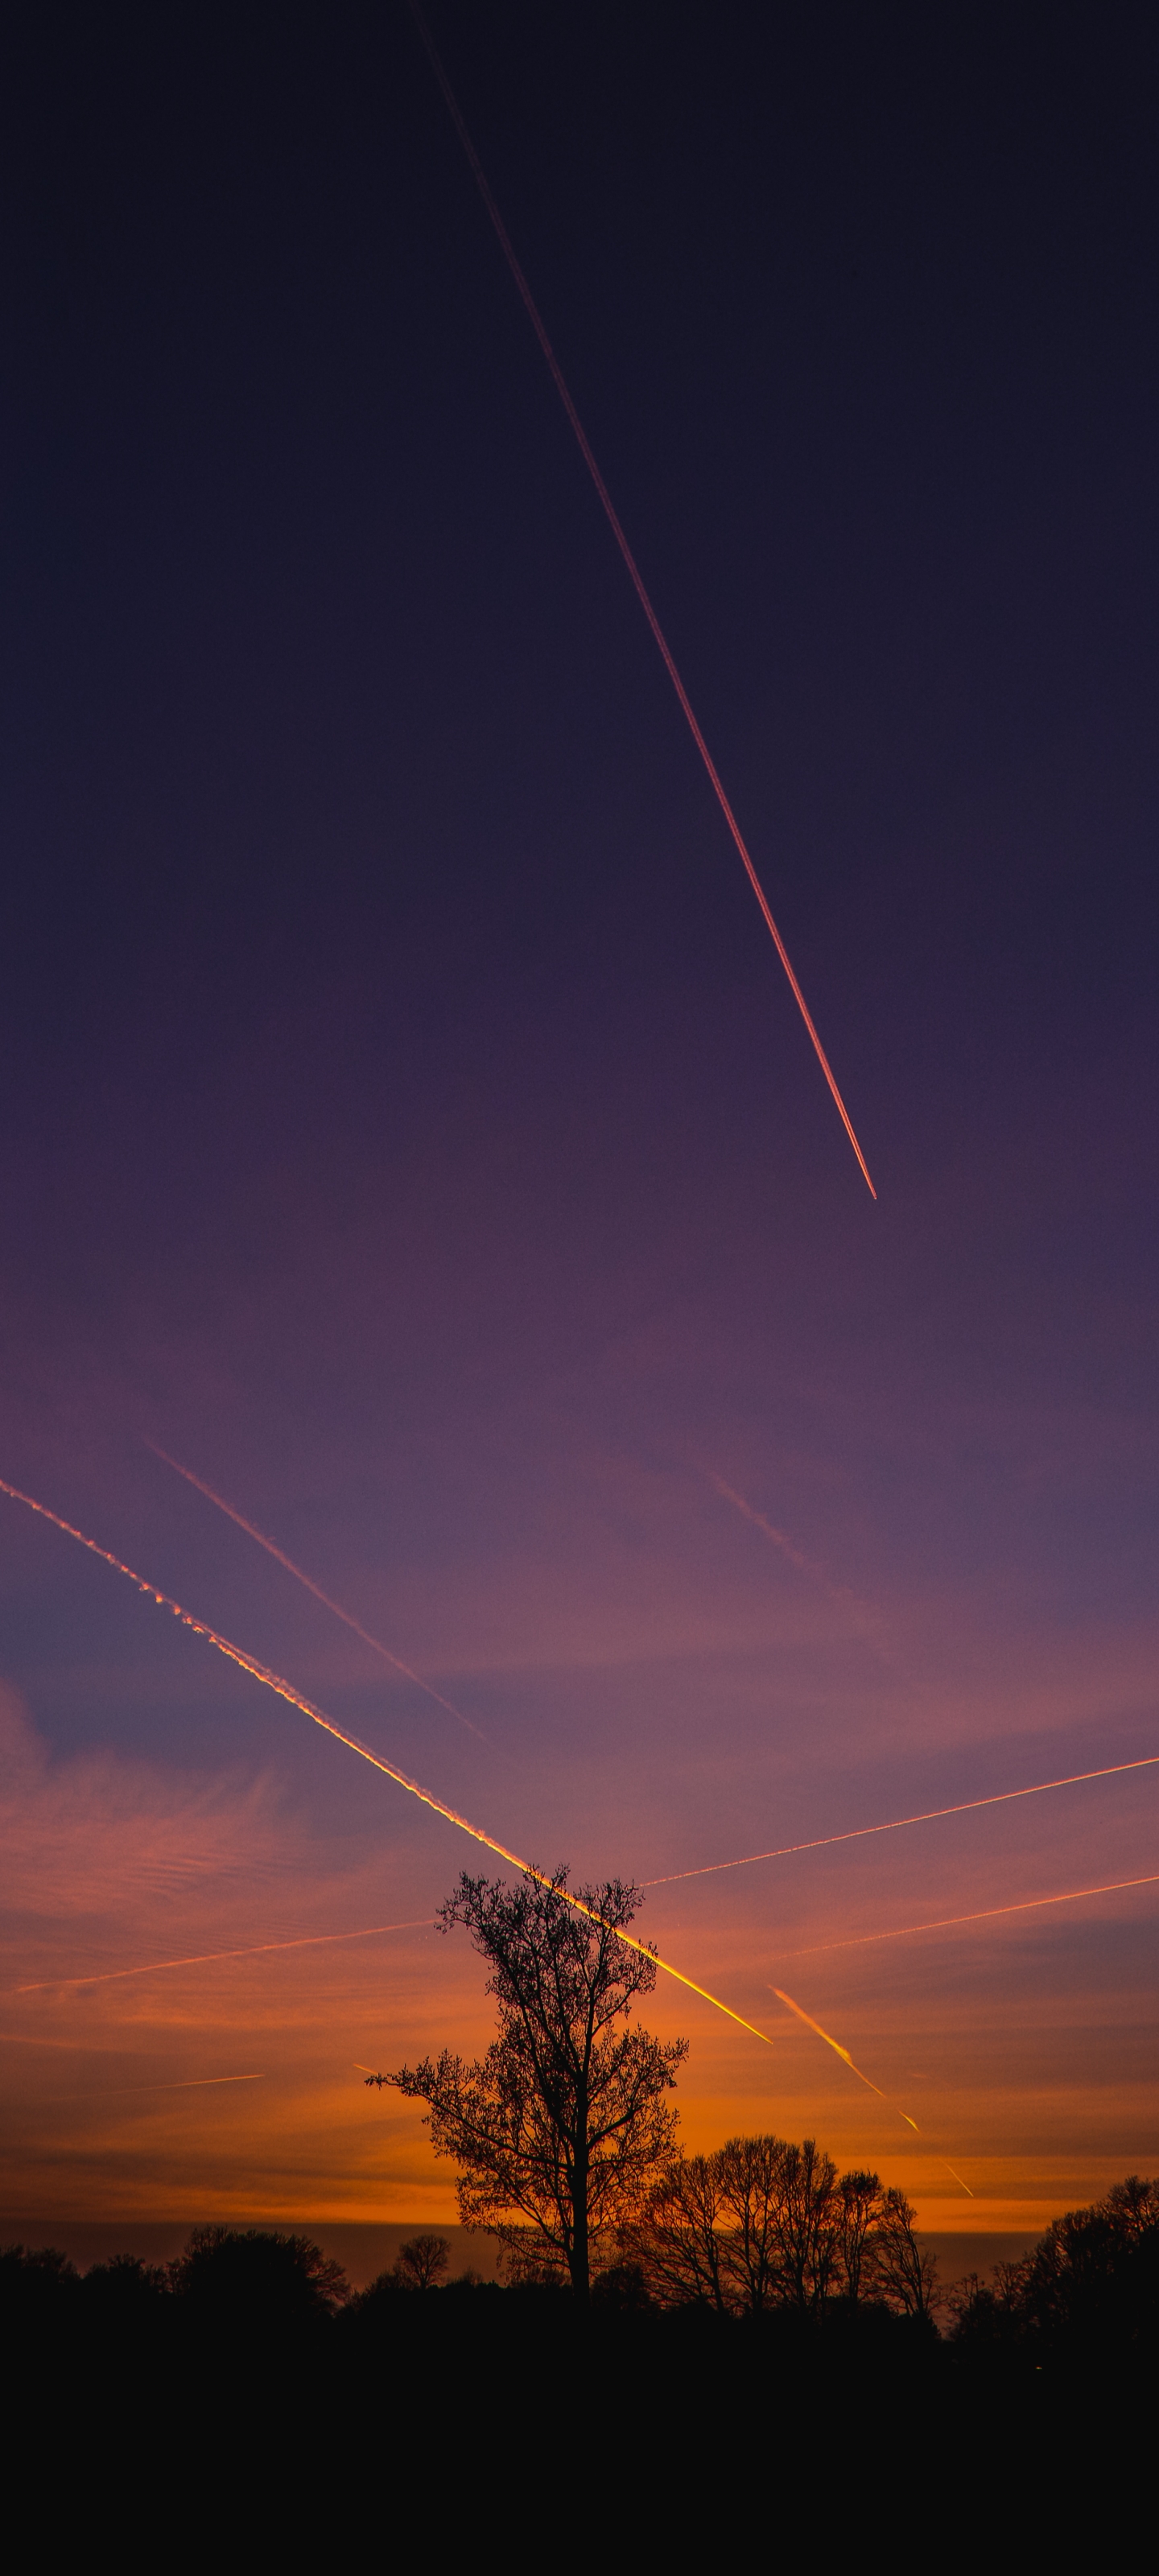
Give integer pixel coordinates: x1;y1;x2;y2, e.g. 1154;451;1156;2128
2;0;1157;2235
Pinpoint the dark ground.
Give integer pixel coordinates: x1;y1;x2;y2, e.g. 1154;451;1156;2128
5;2248;1152;2553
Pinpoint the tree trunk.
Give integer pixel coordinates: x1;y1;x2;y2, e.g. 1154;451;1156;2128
571;2128;590;2301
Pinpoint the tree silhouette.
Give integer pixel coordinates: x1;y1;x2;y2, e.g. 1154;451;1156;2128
715;2133;794;2313
622;2149;731;2310
394;2233;450;2290
624;2138;938;2322
835;2169;884;2303
365;1866;687;2298
870;2189;940;2322
0;2243;79;2328
168;2226;349;2329
950;2174;1159;2356
770;2137;841;2311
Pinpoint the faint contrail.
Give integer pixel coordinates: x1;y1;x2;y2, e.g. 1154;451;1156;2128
706;1475;822;1579
0;1474;776;2053
405;0;876;1199
705;1472;886;1649
782;1869;1159;1959
145;1440;490;1746
15;1919;435;1994
645;1754;1159;1888
78;2070;270;2097
157;2071;266;2091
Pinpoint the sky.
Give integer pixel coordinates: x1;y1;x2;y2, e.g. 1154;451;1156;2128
2;0;1157;2244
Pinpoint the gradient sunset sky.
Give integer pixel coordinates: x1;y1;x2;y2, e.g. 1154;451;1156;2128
2;1;1157;2242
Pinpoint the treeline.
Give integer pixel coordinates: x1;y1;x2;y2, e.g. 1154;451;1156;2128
5;2155;1157;2370
948;2174;1159;2363
615;2135;937;2318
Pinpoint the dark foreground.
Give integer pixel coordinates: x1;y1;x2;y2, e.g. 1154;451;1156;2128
4;2235;1155;2550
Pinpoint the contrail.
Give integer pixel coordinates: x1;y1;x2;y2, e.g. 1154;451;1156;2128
707;1476;822;1580
405;0;876;1199
782;1869;1159;1959
0;1473;776;2053
705;1472;887;1650
772;1981;971;2190
772;1985;918;2130
645;1754;1159;1887
145;1441;490;1746
155;2071;266;2091
72;2070;270;2098
15;1919;435;1994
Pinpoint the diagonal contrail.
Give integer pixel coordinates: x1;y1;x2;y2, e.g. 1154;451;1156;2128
645;1754;1159;1888
782;1869;1159;1959
772;1983;971;2191
15;1919;435;1994
145;1440;491;1745
772;1985;918;2128
0;1473;775;2054
405;0;876;1198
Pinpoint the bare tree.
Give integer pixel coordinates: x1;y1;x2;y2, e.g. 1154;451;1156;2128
870;2188;940;2321
365;1868;687;2301
773;2139;841;2311
621;2152;732;2311
835;2169;883;2303
716;2134;791;2313
394;2233;450;2291
629;2136;874;2316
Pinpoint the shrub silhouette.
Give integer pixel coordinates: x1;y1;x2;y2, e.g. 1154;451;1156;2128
394;2232;450;2289
950;2175;1159;2362
0;2242;80;2327
168;2227;349;2330
82;2252;169;2320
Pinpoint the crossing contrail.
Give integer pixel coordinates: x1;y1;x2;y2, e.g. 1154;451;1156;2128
145;1440;491;1745
0;1472;776;2053
405;0;876;1197
645;1753;1159;1887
